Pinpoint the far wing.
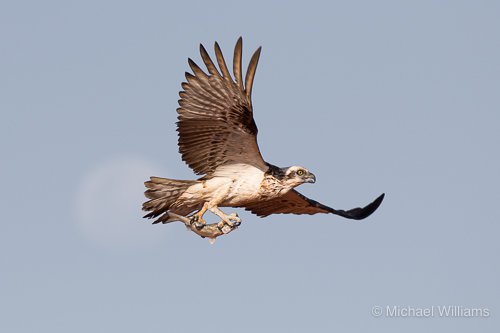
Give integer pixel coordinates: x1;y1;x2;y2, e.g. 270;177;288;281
244;190;385;220
177;37;267;175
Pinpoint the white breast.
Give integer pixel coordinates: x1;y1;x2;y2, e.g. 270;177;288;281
211;163;265;206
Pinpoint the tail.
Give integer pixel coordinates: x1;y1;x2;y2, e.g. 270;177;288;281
142;177;197;224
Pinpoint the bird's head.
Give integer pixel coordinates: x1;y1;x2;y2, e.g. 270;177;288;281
282;166;316;188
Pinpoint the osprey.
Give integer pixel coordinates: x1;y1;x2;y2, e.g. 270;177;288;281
143;38;384;231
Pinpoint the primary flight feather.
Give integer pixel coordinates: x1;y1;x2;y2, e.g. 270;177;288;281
143;38;384;229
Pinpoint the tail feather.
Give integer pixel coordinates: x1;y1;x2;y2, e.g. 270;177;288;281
142;177;197;224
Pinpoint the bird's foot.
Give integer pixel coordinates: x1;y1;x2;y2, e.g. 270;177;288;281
190;214;206;229
217;212;241;230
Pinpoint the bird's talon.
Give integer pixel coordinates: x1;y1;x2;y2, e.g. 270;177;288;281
227;213;241;223
193;222;205;229
215;213;242;230
217;219;239;233
221;225;233;234
190;215;206;229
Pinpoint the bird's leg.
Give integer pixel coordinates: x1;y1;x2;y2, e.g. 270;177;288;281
209;205;242;229
190;202;209;229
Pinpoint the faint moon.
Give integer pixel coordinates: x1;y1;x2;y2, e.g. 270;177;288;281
74;156;168;249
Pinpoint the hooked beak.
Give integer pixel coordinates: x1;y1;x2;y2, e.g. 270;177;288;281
305;173;316;183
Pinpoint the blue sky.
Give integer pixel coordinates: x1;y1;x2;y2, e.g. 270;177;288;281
1;1;499;332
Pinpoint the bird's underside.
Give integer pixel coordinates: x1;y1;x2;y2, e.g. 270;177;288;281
142;38;385;240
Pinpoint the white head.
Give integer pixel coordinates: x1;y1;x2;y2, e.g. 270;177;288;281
282;166;316;188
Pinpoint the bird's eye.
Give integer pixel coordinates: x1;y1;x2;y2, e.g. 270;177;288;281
297;169;304;176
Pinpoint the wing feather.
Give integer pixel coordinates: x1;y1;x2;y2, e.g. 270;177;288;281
177;38;266;175
244;47;261;100
214;42;232;80
245;191;385;220
233;37;244;89
187;58;208;78
199;44;220;76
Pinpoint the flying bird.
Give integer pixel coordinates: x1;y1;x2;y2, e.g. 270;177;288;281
143;38;384;231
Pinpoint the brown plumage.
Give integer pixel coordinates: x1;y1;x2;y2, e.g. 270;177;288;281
244;189;385;218
177;37;266;176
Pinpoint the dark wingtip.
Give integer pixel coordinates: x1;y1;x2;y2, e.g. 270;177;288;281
370;192;385;213
335;193;385;220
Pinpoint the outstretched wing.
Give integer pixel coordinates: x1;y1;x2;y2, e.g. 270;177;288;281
177;37;267;175
244;190;385;220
